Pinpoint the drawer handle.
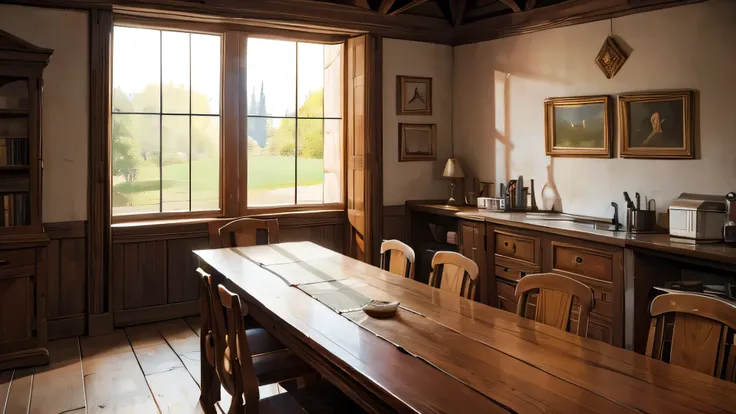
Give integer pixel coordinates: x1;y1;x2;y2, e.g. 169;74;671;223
512;243;517;254
0;260;8;266
503;267;509;272
504;241;509;247
575;256;583;264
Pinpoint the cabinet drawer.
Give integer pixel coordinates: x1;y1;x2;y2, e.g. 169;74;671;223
551;243;614;283
495;231;539;266
587;318;612;344
0;249;36;271
495;265;524;282
498;296;517;313
496;278;517;300
591;289;613;319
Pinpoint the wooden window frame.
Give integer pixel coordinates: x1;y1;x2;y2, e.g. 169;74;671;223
110;16;346;224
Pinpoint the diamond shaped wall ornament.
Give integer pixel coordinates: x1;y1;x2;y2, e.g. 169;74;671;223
595;36;628;79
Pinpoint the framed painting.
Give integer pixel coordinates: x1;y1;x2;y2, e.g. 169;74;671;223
399;123;436;161
396;76;432;115
544;95;613;158
618;90;694;159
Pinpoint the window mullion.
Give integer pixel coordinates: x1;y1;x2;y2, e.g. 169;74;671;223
294;42;299;206
189;33;192;212
159;30;163;213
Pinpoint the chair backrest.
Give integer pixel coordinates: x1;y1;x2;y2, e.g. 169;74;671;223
646;292;736;382
515;273;594;337
218;284;261;413
429;251;479;299
209;217;280;248
380;239;416;279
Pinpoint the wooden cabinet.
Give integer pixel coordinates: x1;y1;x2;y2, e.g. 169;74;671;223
0;30;52;370
458;220;487;303
543;238;623;347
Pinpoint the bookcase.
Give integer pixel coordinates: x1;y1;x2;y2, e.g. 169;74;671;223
0;30;52;370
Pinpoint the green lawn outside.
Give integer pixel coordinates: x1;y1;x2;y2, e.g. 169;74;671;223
112;155;324;211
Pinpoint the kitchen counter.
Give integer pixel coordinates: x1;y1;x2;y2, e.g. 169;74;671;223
408;203;736;266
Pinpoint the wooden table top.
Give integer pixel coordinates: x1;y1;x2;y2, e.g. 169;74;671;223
194;242;736;414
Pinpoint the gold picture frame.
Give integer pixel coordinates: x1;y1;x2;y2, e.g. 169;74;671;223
619;90;694;159
544;95;613;158
399;123;436;162
396;76;432;115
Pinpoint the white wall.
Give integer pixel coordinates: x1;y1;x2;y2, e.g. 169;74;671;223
383;38;454;206
0;5;89;223
453;0;736;220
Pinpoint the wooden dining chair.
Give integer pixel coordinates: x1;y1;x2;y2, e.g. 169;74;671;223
215;283;366;414
197;269;314;412
379;239;416;279
209;217;280;248
646;292;736;382
215;283;309;414
515;273;595;337
429;251;479;299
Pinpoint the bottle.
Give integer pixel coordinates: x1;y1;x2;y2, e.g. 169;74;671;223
541;183;557;211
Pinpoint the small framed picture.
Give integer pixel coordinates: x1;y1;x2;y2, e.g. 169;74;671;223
544;95;613;158
399;123;436;162
618;90;694;159
396;76;432;115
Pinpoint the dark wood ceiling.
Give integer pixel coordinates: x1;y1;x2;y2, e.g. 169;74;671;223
315;0;569;27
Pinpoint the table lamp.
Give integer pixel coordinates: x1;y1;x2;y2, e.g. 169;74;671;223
442;158;464;205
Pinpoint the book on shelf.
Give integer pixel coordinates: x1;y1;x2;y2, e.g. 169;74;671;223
0;139;28;166
0;192;29;227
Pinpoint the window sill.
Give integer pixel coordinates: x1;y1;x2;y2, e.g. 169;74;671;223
111;206;345;229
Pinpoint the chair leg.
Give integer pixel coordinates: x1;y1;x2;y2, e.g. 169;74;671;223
200;332;221;414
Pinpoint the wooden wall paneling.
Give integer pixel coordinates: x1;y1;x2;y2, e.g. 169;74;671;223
382;205;405;242
167;236;209;304
122;241;167;310
45;221;87;340
87;8;113;336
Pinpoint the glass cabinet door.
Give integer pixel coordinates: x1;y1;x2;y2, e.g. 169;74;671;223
0;76;31;227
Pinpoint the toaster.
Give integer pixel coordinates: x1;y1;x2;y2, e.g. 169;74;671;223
669;193;726;241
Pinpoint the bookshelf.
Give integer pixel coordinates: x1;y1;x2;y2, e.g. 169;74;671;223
0;29;52;371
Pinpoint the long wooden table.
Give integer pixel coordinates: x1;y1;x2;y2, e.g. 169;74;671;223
194;242;736;414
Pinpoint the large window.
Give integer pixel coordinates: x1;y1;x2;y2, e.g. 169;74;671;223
111;26;221;216
246;38;343;207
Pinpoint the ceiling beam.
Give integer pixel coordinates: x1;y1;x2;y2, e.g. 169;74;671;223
451;0;467;27
524;0;535;11
389;0;431;15
453;0;706;45
5;0;453;43
378;0;397;13
498;0;521;13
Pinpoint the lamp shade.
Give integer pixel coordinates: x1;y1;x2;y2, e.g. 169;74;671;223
442;158;465;179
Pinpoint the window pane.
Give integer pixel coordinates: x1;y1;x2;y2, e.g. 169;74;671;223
191;34;221;115
162;32;190;114
162;115;189;212
113;27;160;113
247;38;296;117
297;43;323;118
112;114;160;215
297;119;323;204
191;116;220;211
248;118;295;207
324;44;342;119
323;119;342;204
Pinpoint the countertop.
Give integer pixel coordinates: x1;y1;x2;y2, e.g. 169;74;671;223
408;203;736;266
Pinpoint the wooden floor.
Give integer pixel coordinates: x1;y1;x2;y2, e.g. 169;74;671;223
0;317;282;414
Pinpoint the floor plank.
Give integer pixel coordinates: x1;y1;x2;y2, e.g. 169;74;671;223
156;320;201;385
0;370;12;411
4;368;32;414
30;338;85;414
80;330;159;414
146;367;204;414
184;317;201;337
126;325;183;376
